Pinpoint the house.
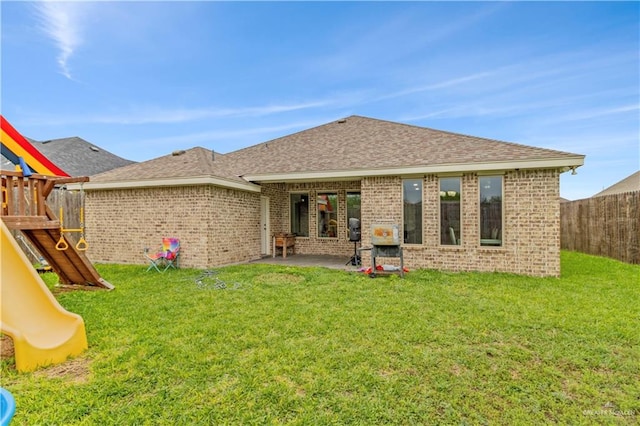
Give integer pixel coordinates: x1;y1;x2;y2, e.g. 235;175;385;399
592;171;640;197
83;116;584;276
1;136;134;176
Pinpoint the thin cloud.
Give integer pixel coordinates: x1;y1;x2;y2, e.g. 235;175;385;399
523;133;638;155
33;1;86;79
375;71;497;103
548;104;640;123
306;2;506;79
379;58;578;105
420;2;507;46
20;99;336;126
131;119;332;152
398;95;603;123
96;100;333;125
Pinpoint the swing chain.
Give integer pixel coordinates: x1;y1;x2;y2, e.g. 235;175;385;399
56;183;89;251
75;183;88;251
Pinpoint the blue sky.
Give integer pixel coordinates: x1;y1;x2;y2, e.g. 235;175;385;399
1;1;638;200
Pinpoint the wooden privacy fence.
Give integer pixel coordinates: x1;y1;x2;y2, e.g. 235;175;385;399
11;188;84;264
560;191;639;264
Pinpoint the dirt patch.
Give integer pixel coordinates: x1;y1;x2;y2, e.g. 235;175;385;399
255;272;305;285
51;284;103;295
1;335;91;382
1;335;14;359
34;357;91;383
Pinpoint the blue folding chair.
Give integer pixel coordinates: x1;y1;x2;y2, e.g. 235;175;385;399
144;237;180;272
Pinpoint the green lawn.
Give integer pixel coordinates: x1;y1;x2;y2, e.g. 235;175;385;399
2;251;639;425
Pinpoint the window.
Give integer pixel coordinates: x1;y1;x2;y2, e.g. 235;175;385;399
346;191;361;224
403;179;422;244
479;176;502;247
440;177;461;245
290;193;309;237
317;192;338;238
346;191;361;241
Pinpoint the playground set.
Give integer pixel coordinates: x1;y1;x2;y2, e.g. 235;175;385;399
1;115;113;375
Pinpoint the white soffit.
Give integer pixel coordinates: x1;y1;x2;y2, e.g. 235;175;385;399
242;157;585;183
70;176;262;193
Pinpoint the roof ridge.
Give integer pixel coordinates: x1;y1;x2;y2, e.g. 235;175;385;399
224;115;360;156
348;115;578;157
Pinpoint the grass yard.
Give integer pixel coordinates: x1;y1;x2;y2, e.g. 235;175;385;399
1;251;639;425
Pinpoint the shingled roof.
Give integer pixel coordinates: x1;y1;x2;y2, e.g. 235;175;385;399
228;115;584;182
88;147;260;192
1;136;134;176
84;115;584;190
592;171;640;197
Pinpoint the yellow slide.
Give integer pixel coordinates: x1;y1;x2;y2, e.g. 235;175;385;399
1;220;87;372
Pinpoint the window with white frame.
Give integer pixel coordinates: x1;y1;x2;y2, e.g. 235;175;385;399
290;193;309;237
403;179;423;244
440;177;461;245
346;192;361;224
479;176;502;246
317;192;338;238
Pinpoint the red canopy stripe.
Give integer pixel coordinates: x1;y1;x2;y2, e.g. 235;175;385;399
0;115;69;177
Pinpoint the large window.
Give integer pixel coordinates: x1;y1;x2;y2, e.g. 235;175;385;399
403;179;423;244
290;193;309;237
317;192;338;238
346;191;361;241
479;176;502;247
440;177;461;245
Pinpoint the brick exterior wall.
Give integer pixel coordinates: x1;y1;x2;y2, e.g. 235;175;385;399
84;168;560;276
260;183;287;242
360;169;561;277
208;187;261;266
85;185;261;269
262;181;362;257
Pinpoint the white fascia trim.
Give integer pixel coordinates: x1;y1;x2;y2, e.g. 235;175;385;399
69;176;262;193
242;156;585;183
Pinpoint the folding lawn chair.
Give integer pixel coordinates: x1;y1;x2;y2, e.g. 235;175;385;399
144;237;180;272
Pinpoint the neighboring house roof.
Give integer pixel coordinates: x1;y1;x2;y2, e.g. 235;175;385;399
1;136;134;176
35;137;134;176
592;171;640;197
83;115;585;190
